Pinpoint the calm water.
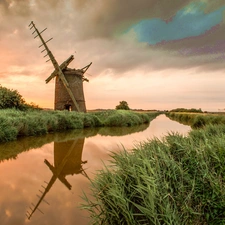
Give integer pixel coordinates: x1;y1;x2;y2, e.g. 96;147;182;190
0;115;190;225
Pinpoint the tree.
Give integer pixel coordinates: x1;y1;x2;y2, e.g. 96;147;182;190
115;101;130;110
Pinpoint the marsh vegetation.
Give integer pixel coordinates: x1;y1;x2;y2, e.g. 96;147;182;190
0;108;159;143
167;111;225;128
83;113;225;224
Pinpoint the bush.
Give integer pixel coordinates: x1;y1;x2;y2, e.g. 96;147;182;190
0;85;41;110
0;85;26;110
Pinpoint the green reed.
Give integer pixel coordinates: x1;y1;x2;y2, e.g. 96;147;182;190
0;109;159;142
82;124;225;224
167;112;225;128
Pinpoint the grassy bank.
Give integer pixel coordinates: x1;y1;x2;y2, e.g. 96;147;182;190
82;124;225;224
0;122;152;163
166;112;225;128
0;109;159;143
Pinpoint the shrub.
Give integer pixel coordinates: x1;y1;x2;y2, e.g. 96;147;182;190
0;85;26;110
0;85;40;110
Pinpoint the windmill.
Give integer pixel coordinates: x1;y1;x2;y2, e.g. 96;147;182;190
26;138;89;220
29;21;92;112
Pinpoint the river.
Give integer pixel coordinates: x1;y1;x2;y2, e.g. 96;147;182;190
0;114;191;225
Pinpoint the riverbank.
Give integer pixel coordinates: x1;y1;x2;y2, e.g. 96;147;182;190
83;122;225;224
166;111;225;128
0;109;160;142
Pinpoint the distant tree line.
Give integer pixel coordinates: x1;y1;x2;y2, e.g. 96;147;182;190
170;108;203;113
0;85;40;110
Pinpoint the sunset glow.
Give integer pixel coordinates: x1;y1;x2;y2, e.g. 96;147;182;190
1;1;225;111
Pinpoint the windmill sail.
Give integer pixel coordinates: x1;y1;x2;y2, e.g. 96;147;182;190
26;138;89;220
29;21;81;112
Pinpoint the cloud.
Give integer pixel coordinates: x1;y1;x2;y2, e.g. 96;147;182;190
150;22;225;71
129;4;225;44
68;0;195;39
1;0;194;38
204;0;225;13
1;0;225;80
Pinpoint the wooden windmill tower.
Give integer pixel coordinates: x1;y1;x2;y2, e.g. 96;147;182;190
29;21;92;112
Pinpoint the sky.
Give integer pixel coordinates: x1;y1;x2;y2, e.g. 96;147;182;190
1;0;225;111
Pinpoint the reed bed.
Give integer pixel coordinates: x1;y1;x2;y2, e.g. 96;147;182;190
167;112;225;128
82;124;225;224
0;109;159;142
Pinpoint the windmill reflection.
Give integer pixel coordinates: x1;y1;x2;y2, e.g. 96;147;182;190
26;138;88;220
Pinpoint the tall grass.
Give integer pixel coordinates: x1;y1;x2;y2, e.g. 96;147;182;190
82;124;225;224
167;112;225;128
103;110;150;127
0;109;160;142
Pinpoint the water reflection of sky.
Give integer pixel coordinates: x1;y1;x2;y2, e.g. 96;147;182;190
0;114;190;225
86;114;191;150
